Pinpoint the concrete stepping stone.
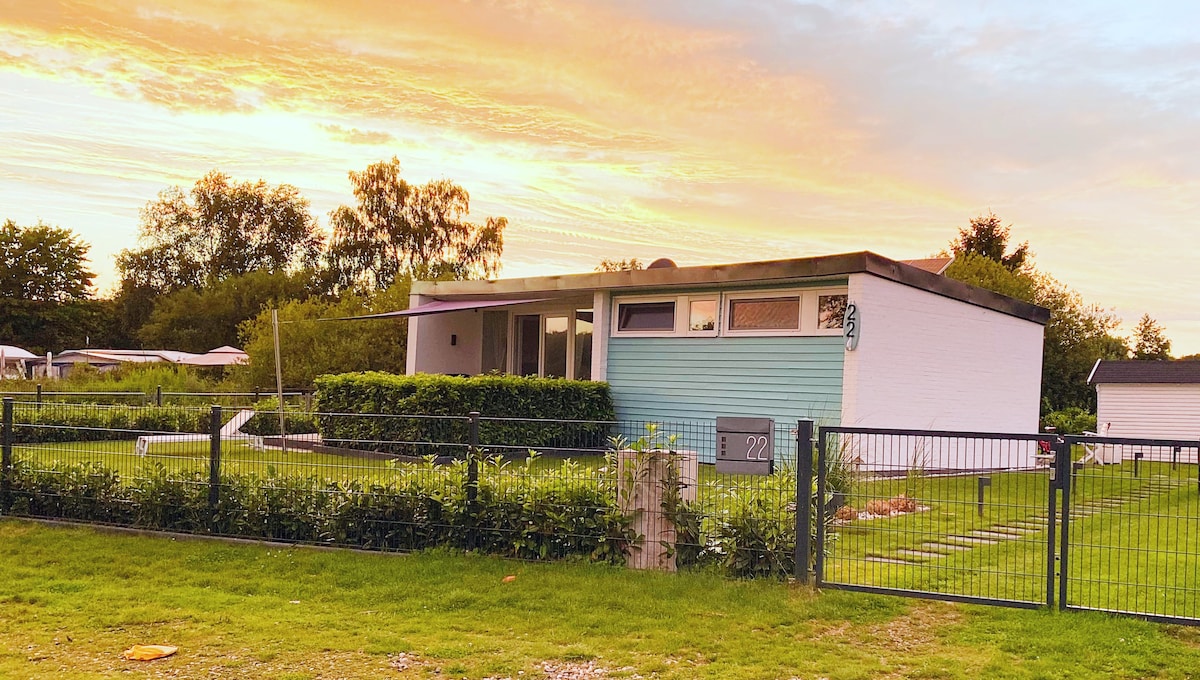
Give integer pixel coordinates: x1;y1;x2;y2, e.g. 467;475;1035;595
992;525;1039;533
970;530;1021;540
922;542;972;552
946;535;999;545
895;549;946;559
865;555;921;565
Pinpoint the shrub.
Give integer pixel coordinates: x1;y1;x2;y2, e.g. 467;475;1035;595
1040;407;1097;436
239;399;320;436
10;404;212;443
314;373;615;456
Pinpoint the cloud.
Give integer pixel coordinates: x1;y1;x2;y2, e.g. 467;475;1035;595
319;124;395;146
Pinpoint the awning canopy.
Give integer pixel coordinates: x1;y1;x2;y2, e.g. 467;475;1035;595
0;345;38;360
329;298;551;321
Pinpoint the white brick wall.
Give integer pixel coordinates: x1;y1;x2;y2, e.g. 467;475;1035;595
841;273;1044;434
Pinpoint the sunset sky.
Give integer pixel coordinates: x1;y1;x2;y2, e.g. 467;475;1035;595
2;1;1200;351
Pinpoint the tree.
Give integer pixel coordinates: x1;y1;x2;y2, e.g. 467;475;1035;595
1131;314;1171;360
235;280;411;388
596;258;645;272
947;211;1029;271
0;219;94;301
137;271;314;353
117;171;324;294
326;158;506;290
941;253;1036;303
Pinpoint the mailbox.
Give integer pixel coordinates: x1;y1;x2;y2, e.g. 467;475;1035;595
716;417;774;475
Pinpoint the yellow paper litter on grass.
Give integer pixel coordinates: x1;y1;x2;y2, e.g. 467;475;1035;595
122;645;178;661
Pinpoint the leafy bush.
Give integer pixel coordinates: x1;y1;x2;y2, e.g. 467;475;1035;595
239;399;320;436
314;373;615;455
1040;407;1098;435
10;404;212;443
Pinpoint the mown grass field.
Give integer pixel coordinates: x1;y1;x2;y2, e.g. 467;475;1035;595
3;519;1200;679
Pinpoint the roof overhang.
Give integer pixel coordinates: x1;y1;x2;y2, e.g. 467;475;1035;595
330;297;553;321
411;251;1049;325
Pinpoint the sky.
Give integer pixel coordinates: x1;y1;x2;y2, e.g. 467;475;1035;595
2;0;1200;352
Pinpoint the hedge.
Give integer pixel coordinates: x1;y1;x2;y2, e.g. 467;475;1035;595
9;405;212;444
2;456;810;578
313;373;615;456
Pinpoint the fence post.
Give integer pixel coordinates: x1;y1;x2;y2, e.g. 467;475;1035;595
155;385;163;407
1;397;12;514
794;419;814;584
1057;437;1072;611
35;384;42;409
466;411;480;550
814;426;828;588
208;405;222;531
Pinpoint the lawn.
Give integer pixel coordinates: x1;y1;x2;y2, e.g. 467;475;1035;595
2;519;1200;679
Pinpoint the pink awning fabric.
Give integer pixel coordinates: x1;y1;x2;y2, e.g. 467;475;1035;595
328;298;551;321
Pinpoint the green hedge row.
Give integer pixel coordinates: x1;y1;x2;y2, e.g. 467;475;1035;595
10;405;212;444
3;457;807;578
313;373;616;456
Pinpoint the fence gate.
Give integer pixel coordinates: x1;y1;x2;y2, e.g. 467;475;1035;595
814;426;1059;609
1059;434;1200;624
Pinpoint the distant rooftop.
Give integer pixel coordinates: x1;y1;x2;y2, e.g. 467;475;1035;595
1089;360;1200;385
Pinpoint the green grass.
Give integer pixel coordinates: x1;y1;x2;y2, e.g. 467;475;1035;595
3;519;1200;679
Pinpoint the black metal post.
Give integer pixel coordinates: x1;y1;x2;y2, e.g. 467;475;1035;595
1134;451;1142;477
466;411;480;550
1173;446;1180;471
1045;442;1058;610
977;476;992;517
1057;438;1072;611
35;384;42;409
208;405;222;530
1;397;12;514
814;427;828;588
794;419;813;584
155;385;163;407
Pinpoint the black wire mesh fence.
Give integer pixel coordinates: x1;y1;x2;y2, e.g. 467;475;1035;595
0;399;804;578
817;427;1058;608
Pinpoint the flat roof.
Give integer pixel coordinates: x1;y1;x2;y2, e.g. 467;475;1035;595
413;251;1050;324
1090;360;1200;384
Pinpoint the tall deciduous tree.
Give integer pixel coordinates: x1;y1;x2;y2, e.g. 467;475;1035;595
117;171;324;294
0;219;94;301
596;258;645;272
326;158;505;290
1131;314;1171;360
948;211;1030;271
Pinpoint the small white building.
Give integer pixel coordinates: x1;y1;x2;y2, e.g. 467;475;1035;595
396;252;1050;468
1089;360;1200;440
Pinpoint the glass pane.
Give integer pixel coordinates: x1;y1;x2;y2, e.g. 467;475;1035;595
544;316;569;378
617;301;675;331
729;297;800;330
689;299;717;332
481;311;508;373
515;315;540;376
574;310;593;380
819;295;848;329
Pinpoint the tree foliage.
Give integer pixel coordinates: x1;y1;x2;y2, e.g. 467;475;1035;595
137;271;315;353
235;280;412;389
0;219;94;302
1131;314;1171;360
117;171;324;294
326;158;505;290
595;258;645;272
948;211;1029;271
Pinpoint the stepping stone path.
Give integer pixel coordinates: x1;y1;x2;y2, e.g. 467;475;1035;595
863;477;1177;565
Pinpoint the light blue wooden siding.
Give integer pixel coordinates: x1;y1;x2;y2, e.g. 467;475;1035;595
606;336;844;460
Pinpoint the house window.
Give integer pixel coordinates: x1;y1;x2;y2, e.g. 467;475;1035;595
616;301;676;333
689;299;717;333
818;294;848;329
728;296;801;331
512;309;593;379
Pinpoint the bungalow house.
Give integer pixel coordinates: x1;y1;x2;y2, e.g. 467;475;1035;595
400;252;1049;468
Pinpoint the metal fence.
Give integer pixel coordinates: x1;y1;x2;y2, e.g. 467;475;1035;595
6;400;1200;626
0;387;313;408
0;399;803;577
816;425;1200;625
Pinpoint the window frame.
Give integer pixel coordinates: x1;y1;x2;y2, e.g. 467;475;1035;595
508;305;594;380
722;290;805;337
611;296;682;337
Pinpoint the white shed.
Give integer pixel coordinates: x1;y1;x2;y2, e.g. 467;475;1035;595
1089;360;1200;439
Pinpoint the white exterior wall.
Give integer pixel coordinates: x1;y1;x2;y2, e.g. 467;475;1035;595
405;294;484;376
842;273;1044;435
1096;384;1200;440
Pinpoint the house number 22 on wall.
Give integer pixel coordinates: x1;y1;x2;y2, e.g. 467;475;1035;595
843;301;860;351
